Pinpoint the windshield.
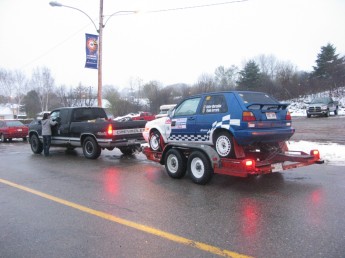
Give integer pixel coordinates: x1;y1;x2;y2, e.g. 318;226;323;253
6;121;24;127
311;98;329;104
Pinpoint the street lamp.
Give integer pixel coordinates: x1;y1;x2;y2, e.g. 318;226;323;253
49;1;136;107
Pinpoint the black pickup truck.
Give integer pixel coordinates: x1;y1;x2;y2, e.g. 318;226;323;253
28;107;147;159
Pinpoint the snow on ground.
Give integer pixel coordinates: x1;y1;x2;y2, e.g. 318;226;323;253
285;89;345;166
287;141;345;167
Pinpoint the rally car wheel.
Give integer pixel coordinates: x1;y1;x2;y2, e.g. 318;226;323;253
82;136;101;159
30;134;43;154
149;130;163;151
188;151;213;185
214;131;235;158
165;149;187;179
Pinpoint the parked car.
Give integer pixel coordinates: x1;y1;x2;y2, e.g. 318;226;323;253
155;104;176;119
132;111;156;121
143;91;294;158
307;97;339;117
0;120;29;142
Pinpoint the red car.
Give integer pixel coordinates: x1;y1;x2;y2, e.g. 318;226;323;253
131;112;156;121
0;120;29;142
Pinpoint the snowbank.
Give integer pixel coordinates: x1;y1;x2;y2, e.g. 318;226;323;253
288;141;345;166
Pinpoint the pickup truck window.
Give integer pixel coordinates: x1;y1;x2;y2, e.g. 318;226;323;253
73;108;107;122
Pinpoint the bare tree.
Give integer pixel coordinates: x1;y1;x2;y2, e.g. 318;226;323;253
255;54;278;80
30;67;55;111
214;65;238;90
193;73;216;94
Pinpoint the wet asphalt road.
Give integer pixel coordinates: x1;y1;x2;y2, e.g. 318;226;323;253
1;117;345;258
291;115;345;144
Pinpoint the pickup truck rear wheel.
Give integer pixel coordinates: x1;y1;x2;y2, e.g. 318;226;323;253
83;136;101;159
165;149;187;179
30;134;43;154
214;131;235;158
188;151;213;184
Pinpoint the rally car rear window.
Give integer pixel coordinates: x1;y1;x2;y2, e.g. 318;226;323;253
238;92;279;104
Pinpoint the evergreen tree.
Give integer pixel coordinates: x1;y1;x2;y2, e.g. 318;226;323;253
237;60;262;90
313;43;340;80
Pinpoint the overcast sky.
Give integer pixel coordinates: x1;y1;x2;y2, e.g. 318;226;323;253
1;0;344;90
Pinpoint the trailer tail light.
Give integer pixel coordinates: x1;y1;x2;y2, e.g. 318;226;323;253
310;149;320;160
107;124;113;136
242;159;256;171
242;111;256;122
285;111;292;121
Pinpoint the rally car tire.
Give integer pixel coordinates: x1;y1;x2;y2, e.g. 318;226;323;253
214;131;235;158
149;130;163;151
188;151;213;185
165;149;187;179
82;136;101;159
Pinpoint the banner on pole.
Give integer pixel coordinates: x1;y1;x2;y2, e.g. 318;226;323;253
85;33;98;69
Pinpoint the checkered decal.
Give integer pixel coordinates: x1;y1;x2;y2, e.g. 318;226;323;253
168;134;209;142
168;115;232;142
211;114;231;131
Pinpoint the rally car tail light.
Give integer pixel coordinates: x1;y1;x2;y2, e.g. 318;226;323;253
285;111;292;120
107;124;113;136
242;111;256;122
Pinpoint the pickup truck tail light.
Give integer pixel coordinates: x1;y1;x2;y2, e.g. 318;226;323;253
107;124;113;136
242;111;256;122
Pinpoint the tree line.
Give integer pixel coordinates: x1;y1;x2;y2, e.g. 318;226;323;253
1;43;344;118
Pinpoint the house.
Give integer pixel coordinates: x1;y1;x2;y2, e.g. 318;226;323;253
0;106;14;119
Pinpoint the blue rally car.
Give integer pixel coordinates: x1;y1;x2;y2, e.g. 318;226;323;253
143;91;294;158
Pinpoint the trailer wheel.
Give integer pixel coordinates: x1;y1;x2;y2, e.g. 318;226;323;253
82;136;101;159
119;145;141;155
149;130;163;151
188;151;213;184
165;149;187;179
30;134;43;154
214;131;235;158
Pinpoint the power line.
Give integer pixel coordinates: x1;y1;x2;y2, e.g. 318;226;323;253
147;0;248;14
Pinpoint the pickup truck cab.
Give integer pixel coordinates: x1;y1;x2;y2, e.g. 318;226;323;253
307;97;339;117
143;91;294;158
29;107;146;159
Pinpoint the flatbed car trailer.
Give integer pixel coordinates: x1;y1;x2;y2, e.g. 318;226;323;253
143;142;324;184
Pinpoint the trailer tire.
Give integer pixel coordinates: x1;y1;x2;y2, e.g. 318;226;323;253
188;151;213;185
30;134;43;154
214;131;235;158
165;149;187;179
82;136;101;159
119;145;141;155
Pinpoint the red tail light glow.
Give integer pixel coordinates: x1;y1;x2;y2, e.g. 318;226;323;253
242;111;256;122
310;149;320;159
107;124;113;136
242;159;255;171
285;111;292;120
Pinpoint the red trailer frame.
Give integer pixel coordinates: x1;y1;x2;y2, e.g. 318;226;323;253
143;142;324;183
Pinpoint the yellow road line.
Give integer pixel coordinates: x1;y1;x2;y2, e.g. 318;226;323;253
0;178;253;258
